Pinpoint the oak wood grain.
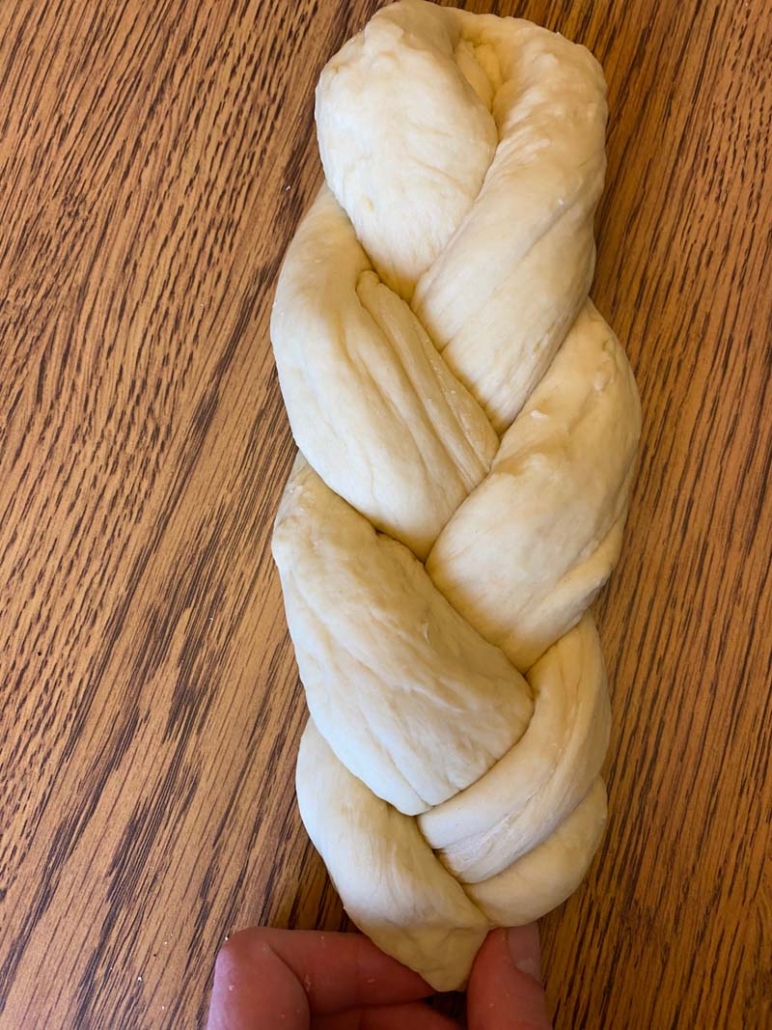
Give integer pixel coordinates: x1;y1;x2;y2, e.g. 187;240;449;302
1;1;769;1027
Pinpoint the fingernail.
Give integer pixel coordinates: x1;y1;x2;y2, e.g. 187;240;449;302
506;925;542;981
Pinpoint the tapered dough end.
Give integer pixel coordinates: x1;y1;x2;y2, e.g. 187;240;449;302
296;718;490;992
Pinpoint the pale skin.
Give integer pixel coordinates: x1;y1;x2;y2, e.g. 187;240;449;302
207;925;552;1029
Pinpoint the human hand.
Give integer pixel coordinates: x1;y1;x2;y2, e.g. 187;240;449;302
206;925;551;1029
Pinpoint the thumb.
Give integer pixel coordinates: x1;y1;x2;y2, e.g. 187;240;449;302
467;926;552;1029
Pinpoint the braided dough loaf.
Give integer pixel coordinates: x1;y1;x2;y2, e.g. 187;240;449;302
271;0;640;991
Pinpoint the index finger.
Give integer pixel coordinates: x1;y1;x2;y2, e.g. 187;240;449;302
207;927;435;1027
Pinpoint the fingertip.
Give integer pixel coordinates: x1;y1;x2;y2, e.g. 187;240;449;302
504;924;542;982
213;930;255;979
210;929;269;999
208;933;252;1030
467;927;551;1030
207;928;308;1030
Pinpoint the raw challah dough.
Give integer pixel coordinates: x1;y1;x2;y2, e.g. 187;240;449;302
270;0;640;992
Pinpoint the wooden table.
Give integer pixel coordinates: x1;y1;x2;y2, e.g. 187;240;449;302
2;1;770;1026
